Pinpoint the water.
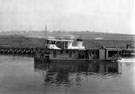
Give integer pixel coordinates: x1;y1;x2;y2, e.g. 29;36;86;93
0;55;135;94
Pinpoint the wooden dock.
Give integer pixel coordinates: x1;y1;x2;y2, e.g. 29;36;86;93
122;48;135;57
0;46;134;58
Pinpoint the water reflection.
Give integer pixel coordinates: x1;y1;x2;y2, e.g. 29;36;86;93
34;60;122;86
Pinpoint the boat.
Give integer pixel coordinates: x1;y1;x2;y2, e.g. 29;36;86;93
34;36;122;62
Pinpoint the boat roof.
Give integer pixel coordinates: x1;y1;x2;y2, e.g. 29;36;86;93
106;48;122;50
46;38;74;42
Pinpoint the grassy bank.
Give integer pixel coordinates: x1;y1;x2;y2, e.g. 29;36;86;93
0;35;134;49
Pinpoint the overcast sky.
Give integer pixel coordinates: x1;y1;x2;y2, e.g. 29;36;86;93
0;0;134;34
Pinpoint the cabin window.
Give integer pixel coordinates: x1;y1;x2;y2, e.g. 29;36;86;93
49;41;51;44
60;50;63;54
119;51;122;55
108;51;118;57
52;41;56;44
53;50;56;57
54;41;56;44
90;50;99;59
92;51;95;54
69;51;72;57
65;42;68;49
66;50;68;53
47;40;49;44
73;50;75;53
78;51;86;59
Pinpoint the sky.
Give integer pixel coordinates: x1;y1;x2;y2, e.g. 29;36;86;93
0;0;134;34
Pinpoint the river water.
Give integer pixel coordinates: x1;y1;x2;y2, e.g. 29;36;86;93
0;55;135;94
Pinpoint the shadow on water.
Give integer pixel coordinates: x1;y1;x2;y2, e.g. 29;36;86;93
34;60;122;86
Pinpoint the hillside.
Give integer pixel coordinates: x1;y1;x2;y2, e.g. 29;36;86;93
0;31;134;41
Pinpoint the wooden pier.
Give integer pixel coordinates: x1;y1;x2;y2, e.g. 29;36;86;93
0;46;134;58
0;46;37;57
122;48;135;57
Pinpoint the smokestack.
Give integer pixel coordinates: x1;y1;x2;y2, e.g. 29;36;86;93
76;38;84;49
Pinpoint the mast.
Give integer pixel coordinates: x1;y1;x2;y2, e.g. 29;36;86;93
45;24;47;39
106;28;108;40
44;24;47;48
